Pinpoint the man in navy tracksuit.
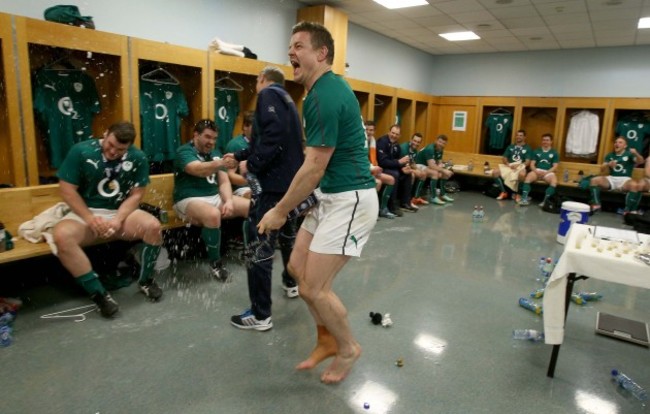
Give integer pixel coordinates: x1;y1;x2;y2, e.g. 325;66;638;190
225;66;304;331
376;124;413;217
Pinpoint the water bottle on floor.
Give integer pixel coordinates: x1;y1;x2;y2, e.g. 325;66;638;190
472;205;480;222
519;297;543;314
512;329;544;341
611;369;648;401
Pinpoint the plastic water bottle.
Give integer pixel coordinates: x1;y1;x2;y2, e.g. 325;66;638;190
0;222;6;253
472;205;480;222
477;206;485;221
563;169;569;183
578;292;603;301
287;193;318;220
246;172;262;197
530;288;545;299
467;160;474;172
540;257;554;278
570;292;586;305
611;369;648;401
512;329;544;341
483;161;490;174
519;297;543;314
0;319;12;347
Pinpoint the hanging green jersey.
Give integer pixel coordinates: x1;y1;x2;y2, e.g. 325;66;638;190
415;143;443;165
56;139;149;209
33;68;101;168
604;150;636;177
532;148;559;170
173;142;225;202
215;88;240;154
485;114;512;150
302;71;375;193
139;81;189;162
615;120;650;155
503;144;532;163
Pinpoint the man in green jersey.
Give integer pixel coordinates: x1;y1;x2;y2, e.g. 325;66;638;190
258;22;378;384
225;111;253;199
587;136;644;213
398;133;424;212
491;129;532;200
173;119;250;281
414;134;454;205
53;122;163;318
518;133;559;206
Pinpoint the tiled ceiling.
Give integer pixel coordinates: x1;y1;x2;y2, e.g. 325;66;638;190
298;0;650;55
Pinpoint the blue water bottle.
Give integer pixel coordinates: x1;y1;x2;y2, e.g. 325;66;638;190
611;369;648;401
519;297;543;315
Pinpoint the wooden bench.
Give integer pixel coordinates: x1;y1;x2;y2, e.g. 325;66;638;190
0;174;184;265
445;151;647;188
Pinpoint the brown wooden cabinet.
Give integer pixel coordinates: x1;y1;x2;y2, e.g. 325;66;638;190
14;16;129;185
0;13;25;187
129;38;208;160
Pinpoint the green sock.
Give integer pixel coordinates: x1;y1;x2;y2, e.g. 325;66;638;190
76;271;106;296
589;186;601;205
496;177;505;192
380;185;393;210
625;191;641;212
414;180;424;198
439;179;448;196
430;180;438;198
542;186;555;203
522;183;531;199
138;243;161;284
201;227;221;262
242;220;249;249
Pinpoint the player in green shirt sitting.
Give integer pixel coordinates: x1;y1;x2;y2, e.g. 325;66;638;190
588;136;644;213
518;133;559;206
53;122;163;318
173;119;250;281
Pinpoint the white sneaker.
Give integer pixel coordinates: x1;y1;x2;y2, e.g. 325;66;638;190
230;309;273;331
282;283;299;298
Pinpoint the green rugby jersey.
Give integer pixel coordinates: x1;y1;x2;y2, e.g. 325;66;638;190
173;142;225;202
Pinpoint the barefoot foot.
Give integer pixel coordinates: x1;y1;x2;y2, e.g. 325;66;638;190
320;344;361;384
296;338;337;370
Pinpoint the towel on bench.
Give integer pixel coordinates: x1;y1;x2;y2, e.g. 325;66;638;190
18;202;70;255
498;163;526;192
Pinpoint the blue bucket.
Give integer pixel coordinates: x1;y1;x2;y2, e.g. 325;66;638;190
557;201;590;244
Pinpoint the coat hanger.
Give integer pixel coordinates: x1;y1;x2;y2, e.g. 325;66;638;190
140;65;179;85
374;97;384;107
490;107;511;115
530;108;555;120
215;73;243;91
43;52;81;72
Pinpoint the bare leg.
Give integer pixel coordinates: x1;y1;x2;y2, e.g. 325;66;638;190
299;251;360;384
290;229;336;369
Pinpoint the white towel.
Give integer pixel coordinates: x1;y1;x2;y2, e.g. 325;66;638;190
498;163;526;192
18;202;70;255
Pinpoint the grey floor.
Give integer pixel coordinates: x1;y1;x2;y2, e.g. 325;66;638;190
1;191;649;414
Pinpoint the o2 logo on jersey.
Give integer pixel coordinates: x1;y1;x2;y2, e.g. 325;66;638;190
218;106;230;123
206;173;217;185
58;97;80;119
97;178;121;199
627;130;638;141
154;103;169;120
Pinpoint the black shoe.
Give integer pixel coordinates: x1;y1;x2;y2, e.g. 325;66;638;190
210;261;231;282
390;208;404;217
400;204;417;213
139;279;163;301
91;292;119;318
